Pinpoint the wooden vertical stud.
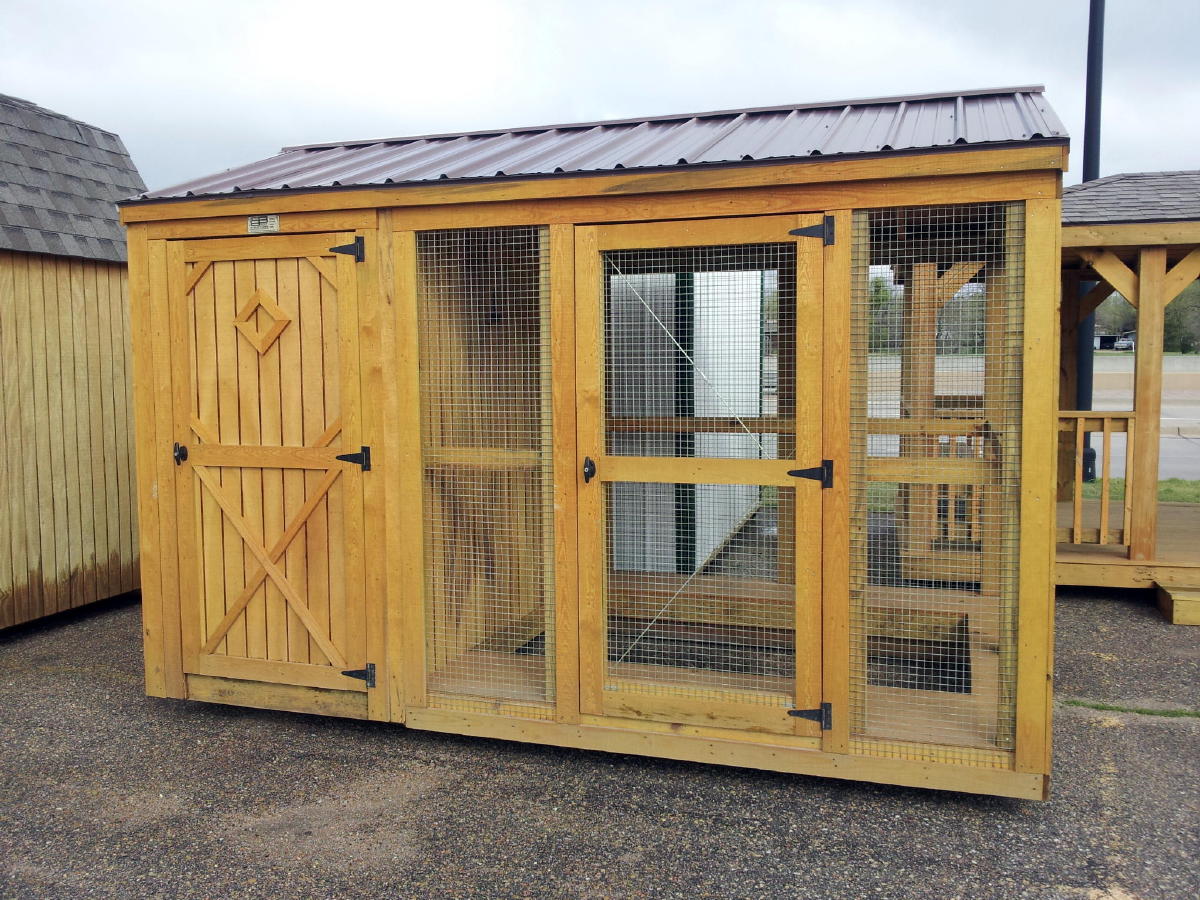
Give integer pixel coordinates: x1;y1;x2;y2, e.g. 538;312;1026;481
360;215;391;721
1014;197;1060;784
392;229;428;712
1129;248;1166;562
549;224;581;724
821;209;851;754
146;237;186;697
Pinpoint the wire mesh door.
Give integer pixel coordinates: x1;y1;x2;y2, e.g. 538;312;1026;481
576;216;825;737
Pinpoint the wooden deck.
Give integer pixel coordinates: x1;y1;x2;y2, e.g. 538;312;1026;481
1056;500;1200;588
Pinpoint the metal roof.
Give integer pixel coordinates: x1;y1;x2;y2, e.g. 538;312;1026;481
1063;171;1200;226
0;94;145;262
135;86;1066;202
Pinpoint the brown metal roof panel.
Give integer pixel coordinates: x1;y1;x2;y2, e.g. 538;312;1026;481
135;87;1067;200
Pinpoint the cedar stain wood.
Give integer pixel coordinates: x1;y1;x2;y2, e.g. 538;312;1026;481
121;104;1064;800
0;251;139;628
0;95;143;628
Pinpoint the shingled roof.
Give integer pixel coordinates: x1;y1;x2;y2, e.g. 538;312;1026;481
134;85;1066;202
1062;171;1200;226
0;94;145;263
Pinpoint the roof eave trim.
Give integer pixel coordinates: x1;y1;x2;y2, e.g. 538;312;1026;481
1064;216;1200;228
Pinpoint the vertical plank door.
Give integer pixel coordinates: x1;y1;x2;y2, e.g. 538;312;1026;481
167;234;369;692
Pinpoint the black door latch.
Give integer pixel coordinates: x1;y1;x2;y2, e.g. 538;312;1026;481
582;457;597;483
173;442;188;465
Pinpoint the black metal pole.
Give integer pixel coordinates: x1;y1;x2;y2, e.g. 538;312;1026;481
1076;0;1104;480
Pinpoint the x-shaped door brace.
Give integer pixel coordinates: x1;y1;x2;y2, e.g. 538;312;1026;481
193;418;348;668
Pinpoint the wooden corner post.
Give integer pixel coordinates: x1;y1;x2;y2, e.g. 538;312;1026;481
1015;197;1060;786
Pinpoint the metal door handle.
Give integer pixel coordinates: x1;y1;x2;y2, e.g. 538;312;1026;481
173;442;188;465
582;457;597;483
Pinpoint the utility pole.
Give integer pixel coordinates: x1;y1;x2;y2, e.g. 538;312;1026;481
1077;0;1105;480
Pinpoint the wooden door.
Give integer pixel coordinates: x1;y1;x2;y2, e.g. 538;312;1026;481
575;216;826;737
168;234;369;692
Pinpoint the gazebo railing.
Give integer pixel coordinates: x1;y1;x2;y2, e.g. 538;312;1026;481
1057;411;1135;546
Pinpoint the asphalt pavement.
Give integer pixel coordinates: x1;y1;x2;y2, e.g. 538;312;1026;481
0;591;1196;900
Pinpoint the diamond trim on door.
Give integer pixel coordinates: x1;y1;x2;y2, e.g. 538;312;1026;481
233;287;293;354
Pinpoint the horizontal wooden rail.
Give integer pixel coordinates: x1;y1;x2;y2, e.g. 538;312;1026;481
1056;411;1134;547
606;416;794;434
189;445;347;470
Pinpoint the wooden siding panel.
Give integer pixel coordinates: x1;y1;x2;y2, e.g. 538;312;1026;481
0;251;139;629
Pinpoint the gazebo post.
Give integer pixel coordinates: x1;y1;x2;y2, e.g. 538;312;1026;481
1129;247;1166;561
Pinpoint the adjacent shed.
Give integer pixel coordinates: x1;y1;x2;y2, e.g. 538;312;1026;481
121;86;1066;798
1057;171;1200;623
0;94;144;628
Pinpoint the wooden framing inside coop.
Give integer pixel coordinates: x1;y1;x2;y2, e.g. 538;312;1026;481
122;87;1065;799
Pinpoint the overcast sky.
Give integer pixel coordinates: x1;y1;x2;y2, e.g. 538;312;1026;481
2;0;1197;191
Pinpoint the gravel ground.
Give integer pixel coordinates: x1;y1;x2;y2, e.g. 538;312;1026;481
0;589;1196;900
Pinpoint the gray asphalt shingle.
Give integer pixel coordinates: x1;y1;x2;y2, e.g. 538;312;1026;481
0;93;144;263
1062;171;1200;226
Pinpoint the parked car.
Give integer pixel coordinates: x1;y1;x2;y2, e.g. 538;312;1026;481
1114;333;1136;351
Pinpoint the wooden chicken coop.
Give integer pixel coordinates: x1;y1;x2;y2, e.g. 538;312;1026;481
121;86;1066;799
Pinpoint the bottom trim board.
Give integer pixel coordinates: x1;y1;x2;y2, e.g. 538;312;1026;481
402;707;1046;801
186;674;370;719
175;676;1045;800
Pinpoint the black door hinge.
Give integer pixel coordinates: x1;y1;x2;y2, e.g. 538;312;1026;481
341;662;376;688
329;235;365;262
335;445;372;470
173;442;188;465
788;702;832;729
788;215;835;245
788;459;834;489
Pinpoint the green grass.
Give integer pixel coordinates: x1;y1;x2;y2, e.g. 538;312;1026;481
1080;478;1200;503
1060;699;1200;719
865;478;1200;509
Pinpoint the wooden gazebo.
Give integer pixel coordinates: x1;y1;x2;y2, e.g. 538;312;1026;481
1058;171;1200;623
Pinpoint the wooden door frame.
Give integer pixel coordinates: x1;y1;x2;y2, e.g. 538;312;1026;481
573;213;827;739
165;232;371;694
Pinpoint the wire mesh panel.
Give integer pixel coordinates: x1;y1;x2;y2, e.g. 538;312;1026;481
416;226;554;710
600;243;801;708
606;482;797;705
605;245;795;461
849;204;1024;762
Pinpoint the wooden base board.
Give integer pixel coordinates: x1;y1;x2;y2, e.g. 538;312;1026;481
186;674;370;719
404;707;1044;800
1056;558;1200;590
180;672;1045;799
1157;586;1200;626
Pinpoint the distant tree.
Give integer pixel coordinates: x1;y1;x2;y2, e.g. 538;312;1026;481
1093;282;1200;353
1094;292;1135;336
1164;281;1200;353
